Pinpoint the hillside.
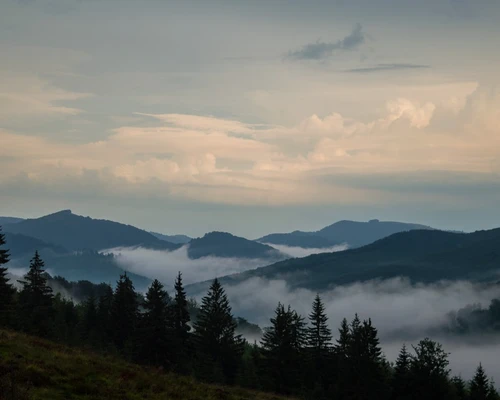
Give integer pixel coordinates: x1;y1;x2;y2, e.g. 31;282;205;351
4;232;68;258
0;216;24;225
0;329;289;400
3;210;180;252
257;219;433;249
206;228;500;292
151;231;192;244
188;231;287;260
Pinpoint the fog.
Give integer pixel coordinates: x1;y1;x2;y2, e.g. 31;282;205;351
260;243;349;258
107;245;273;287
107;247;500;382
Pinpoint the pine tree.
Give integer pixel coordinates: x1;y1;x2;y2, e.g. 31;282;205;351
138;279;172;367
392;344;412;400
0;227;15;327
487;381;500;400
109;273;138;354
81;294;98;345
96;283;113;347
306;294;332;354
470;364;490;400
17;251;54;337
193;278;244;384
172;272;191;339
335;317;351;358
305;294;333;397
171;272;191;372
450;376;468;400
261;303;306;394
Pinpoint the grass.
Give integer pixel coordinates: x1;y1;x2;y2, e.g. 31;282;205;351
0;330;289;400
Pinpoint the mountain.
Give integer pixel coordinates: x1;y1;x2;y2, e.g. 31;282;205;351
0;216;24;225
4;232;67;258
257;219;433;249
3;210;180;252
258;230;337;248
200;228;500;293
151;231;192;244
188;231;287;260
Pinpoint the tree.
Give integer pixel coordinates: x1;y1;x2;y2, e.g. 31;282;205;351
392;344;412;400
17;251;54;337
409;338;452;400
137;279;172;367
96;283;113;348
470;364;490;400
487;381;500;400
109;273;138;354
261;303;306;394
81;294;98;346
193;278;244;384
335;317;351;358
305;294;333;397
171;272;191;372
0;227;15;327
450;376;468;400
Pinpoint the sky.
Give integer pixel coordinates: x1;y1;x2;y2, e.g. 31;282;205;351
1;0;500;238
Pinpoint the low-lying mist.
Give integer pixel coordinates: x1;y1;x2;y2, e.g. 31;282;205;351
260;243;349;258
108;246;500;382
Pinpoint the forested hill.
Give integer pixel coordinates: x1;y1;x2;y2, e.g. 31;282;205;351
188;231;287;260
257;219;434;249
210;228;500;292
3;210;180;251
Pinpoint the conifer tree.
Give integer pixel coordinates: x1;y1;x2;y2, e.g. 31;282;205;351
81;294;98;345
172;272;191;340
470;364;490;400
305;294;333;396
0;227;15;327
335;317;351;358
450;376;468;400
97;283;113;347
109;273;138;353
392;344;412;400
18;251;54;337
306;294;332;354
487;381;500;400
138;279;172;367
193;278;243;384
261;303;306;394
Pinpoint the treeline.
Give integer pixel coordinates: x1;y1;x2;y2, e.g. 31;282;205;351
447;299;500;334
1;228;500;400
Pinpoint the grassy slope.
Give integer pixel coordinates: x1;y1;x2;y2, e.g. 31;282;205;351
0;330;288;400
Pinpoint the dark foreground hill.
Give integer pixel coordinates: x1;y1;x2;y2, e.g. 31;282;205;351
188;231;287;260
257;219;433;249
0;329;289;400
205;228;500;292
3;210;180;252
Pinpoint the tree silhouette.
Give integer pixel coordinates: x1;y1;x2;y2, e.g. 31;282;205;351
470;364;490;400
0;227;15;327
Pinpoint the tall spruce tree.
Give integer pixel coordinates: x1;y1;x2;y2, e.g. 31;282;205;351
305;294;333;397
138;279;172;367
172;272;190;340
17;251;54;337
470;364;490;400
487;382;500;400
193;278;243;384
171;272;191;372
109;273;138;354
261;303;306;395
0;227;15;327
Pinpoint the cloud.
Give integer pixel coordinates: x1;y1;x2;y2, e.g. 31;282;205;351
107;245;274;288
347;63;431;73
287;23;366;61
261;243;348;258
